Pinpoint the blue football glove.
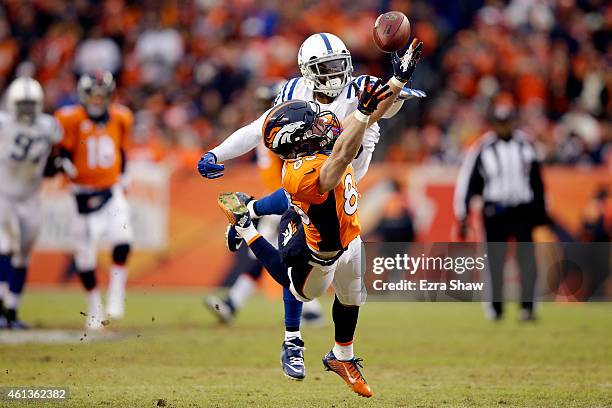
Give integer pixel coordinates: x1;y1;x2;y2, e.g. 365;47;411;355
391;38;424;83
198;152;224;179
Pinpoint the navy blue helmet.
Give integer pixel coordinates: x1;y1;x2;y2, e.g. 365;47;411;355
262;100;342;160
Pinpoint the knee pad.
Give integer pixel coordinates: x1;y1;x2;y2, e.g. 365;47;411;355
112;243;131;265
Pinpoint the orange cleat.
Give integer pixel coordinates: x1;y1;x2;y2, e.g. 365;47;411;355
322;351;373;398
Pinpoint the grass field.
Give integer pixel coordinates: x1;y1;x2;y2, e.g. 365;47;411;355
1;288;611;407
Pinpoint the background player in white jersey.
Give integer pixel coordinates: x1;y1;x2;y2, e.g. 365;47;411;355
0;77;63;329
198;32;423;380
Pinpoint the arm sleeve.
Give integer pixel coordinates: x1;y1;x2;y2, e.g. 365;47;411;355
54;111;74;151
529;159;548;224
351;126;379;181
209;111;267;162
121;108;134;151
453;147;484;220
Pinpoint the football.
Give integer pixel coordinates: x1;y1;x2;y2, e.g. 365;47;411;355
372;11;411;53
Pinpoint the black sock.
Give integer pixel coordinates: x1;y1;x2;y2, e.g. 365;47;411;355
332;296;359;344
6;308;16;322
248;237;290;288
225;298;236;314
492;301;503;316
78;270;97;291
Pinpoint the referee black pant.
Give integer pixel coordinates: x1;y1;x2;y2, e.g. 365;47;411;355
483;203;537;310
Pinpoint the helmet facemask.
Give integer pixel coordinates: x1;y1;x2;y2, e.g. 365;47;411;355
266;102;343;160
301;54;353;98
14;100;39;125
78;72;115;119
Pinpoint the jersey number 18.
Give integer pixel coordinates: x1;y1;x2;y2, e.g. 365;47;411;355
86;135;116;169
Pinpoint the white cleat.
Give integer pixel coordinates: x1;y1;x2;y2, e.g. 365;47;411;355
204;296;234;324
85;314;106;332
106;294;125;320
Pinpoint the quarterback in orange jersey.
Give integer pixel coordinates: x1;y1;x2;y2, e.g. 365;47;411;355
54;71;133;330
218;77;394;397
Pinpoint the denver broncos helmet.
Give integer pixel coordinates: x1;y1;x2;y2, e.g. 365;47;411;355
262;100;343;160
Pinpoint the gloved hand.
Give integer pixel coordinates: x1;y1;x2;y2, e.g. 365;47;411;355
353;76;392;116
391;38;424;83
197;152;224;179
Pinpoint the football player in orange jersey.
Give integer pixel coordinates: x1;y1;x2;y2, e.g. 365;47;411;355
218;77;392;397
205;80;325;328
54;71;133;330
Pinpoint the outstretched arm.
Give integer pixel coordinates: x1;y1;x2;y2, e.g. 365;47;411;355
318;78;392;193
198;111;268;179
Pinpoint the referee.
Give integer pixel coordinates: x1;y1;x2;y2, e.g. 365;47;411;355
453;93;548;321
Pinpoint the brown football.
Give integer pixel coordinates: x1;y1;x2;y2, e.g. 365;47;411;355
372;11;411;53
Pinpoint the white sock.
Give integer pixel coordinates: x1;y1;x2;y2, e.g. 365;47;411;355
333;342;354;361
4;291;20;309
108;265;127;301
285;330;301;341
247;200;260;219
235;224;260;244
87;289;104;318
228;274;256;310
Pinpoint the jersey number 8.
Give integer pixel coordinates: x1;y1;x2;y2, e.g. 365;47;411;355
343;173;358;215
86;135;116;169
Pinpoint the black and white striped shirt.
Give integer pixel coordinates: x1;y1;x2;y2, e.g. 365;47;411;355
454;130;545;220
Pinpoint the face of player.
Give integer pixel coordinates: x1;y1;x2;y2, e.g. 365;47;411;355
311;111;342;148
14;100;37;125
84;91;110;118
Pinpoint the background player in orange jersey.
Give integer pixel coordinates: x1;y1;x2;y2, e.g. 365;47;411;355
218;76;397;397
54;71;133;330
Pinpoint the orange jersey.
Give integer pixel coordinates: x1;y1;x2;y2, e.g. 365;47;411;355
55;104;133;189
282;153;360;252
256;142;283;191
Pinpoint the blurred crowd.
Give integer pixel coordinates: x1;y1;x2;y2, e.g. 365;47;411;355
0;0;610;167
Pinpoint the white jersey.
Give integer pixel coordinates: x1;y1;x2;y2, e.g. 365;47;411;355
210;75;382;181
0;111;63;199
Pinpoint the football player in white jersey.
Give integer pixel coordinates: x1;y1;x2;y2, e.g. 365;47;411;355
198;32;424;379
0;77;63;329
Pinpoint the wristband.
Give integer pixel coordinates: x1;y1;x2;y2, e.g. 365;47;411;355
391;76;407;88
354;110;370;123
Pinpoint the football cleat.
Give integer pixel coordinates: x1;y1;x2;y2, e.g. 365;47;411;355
7;319;30;330
518;307;536;322
280;337;306;381
204;296;234;324
218;193;252;228
484;302;503;322
322;351;373;398
0;315;8;329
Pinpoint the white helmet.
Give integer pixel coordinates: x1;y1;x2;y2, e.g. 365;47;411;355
5;77;44;124
298;33;353;98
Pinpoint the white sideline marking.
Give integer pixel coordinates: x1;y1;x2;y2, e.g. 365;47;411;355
0;329;128;344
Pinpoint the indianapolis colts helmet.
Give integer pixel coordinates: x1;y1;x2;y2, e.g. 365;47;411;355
298;33;353;98
263;100;343;160
5;76;44;124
